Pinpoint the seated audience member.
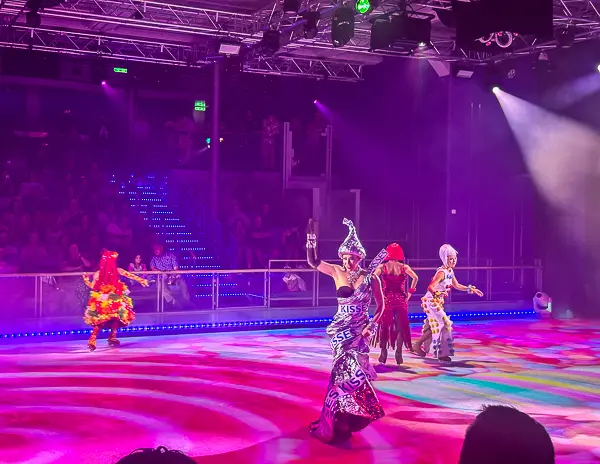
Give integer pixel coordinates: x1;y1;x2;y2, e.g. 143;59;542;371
19;231;49;272
231;218;251;269
61;243;92;271
227;200;249;230
0;248;17;273
248;215;273;268
115;446;196;464
128;254;149;283
459;405;555;464
282;264;307;292
282;226;301;260
0;230;18;266
150;243;190;305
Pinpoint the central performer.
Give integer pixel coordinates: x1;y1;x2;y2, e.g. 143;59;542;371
306;218;387;444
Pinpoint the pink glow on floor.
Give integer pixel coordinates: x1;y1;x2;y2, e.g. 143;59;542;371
0;319;599;463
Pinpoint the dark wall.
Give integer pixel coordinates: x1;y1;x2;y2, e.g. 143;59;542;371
0;49;548;266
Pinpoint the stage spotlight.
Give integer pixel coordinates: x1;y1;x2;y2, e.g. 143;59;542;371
355;0;380;14
597;64;600;73
452;63;474;79
331;6;355;47
492;86;500;94
25;9;41;27
303;10;320;39
313;100;318;104
390;13;432;45
370;17;394;50
555;26;575;47
218;41;242;55
260;29;281;54
283;0;300;14
101;80;107;85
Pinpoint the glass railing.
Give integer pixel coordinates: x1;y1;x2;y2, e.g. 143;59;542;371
267;260;543;307
0;264;541;336
2;263;542;315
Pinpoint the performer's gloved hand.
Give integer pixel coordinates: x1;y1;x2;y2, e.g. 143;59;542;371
362;321;377;338
306;218;317;249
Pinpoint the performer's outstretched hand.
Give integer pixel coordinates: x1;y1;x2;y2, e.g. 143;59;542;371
141;279;150;287
361;326;372;338
473;288;483;297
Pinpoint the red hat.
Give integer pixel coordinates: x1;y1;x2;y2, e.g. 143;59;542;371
386;243;405;261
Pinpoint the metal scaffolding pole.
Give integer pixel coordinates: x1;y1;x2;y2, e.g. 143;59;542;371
210;59;221;218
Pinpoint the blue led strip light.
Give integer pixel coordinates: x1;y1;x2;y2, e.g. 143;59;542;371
0;310;535;340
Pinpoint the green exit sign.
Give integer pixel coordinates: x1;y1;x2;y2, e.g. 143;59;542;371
113;67;128;74
194;100;207;112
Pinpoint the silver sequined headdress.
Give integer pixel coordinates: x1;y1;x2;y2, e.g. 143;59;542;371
337;218;366;259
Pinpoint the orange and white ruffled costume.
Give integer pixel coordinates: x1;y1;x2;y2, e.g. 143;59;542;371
83;250;148;351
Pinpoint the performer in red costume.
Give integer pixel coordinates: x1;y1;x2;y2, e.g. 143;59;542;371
373;243;419;365
83;250;148;351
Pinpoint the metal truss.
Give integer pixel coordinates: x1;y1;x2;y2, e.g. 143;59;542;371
0;22;365;79
1;0;265;39
253;0;600;63
0;25;203;66
0;0;598;77
243;55;363;81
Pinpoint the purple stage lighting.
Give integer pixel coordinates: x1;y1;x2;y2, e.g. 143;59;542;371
101;80;107;85
597;64;600;73
313;99;318;104
492;86;500;94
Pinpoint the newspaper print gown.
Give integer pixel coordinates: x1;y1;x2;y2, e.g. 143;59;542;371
310;253;387;443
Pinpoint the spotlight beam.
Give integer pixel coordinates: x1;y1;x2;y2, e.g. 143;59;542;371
494;88;600;219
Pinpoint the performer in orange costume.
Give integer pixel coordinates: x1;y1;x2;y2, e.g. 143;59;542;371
373;243;418;365
83;250;148;351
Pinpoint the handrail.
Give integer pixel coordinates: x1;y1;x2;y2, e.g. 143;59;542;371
0;264;541;323
0;264;541;278
268;264;541;272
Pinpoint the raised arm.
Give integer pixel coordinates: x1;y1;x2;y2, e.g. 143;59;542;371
80;255;92;269
306;219;339;276
452;275;483;297
118;268;149;287
82;271;99;289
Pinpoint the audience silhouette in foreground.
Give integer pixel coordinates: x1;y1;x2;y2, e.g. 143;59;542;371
459;405;555;464
116;446;196;464
115;406;554;464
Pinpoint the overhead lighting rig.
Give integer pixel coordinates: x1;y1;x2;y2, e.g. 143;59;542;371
1;0;600;80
